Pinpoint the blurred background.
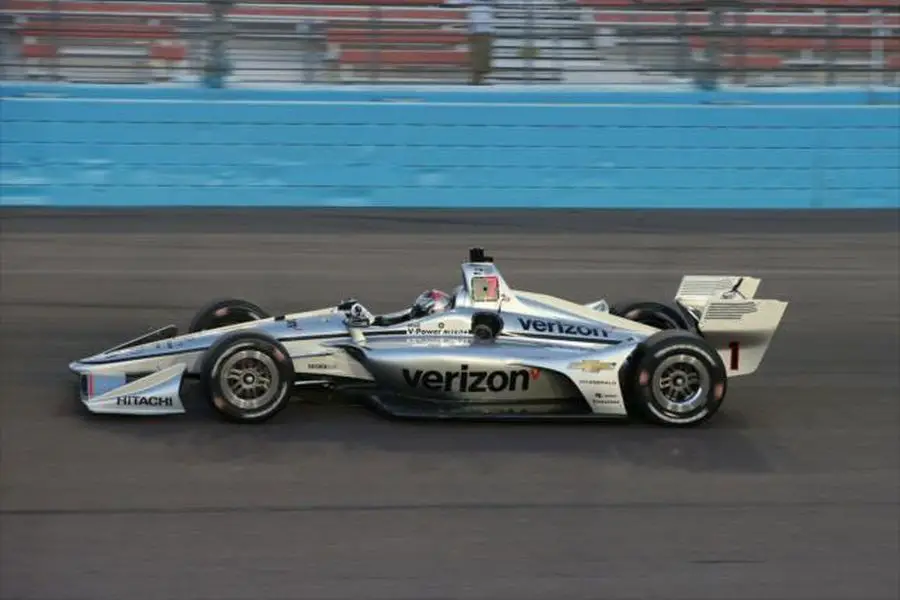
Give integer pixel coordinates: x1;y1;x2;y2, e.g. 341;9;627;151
0;0;897;89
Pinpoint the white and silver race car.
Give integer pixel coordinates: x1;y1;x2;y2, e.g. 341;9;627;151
68;248;788;427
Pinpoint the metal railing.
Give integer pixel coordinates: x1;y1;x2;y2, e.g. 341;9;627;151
1;0;897;86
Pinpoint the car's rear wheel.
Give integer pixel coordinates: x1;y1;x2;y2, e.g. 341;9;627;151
611;300;698;333
199;331;295;423
625;330;727;427
188;298;270;333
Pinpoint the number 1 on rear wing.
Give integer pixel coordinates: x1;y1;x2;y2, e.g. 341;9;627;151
675;276;788;377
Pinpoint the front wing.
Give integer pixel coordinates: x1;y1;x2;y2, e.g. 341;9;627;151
77;364;188;415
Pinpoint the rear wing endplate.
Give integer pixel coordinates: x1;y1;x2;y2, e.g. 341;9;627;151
675;276;788;377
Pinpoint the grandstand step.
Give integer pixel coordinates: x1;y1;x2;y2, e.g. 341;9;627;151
490;56;571;69
495;24;588;32
495;28;594;40
495;36;591;47
493;48;601;60
492;36;597;60
494;39;594;52
490;0;599;81
495;12;585;22
495;28;592;38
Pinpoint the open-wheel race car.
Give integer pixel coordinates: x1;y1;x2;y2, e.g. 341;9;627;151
69;248;788;427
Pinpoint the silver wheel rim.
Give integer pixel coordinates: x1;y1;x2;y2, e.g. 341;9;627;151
651;354;710;415
219;350;279;410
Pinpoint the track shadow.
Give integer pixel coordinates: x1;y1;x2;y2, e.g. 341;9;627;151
61;375;775;475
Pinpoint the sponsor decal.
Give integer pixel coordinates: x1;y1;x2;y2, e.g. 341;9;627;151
471;276;500;302
408;337;469;348
579;379;618;386
402;364;539;393
156;340;183;349
307;362;333;370
593;393;620;405
569;359;617;372
406;325;472;336
518;317;607;338
116;395;173;407
653;344;716;365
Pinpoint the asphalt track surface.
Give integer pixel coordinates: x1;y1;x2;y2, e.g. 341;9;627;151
1;208;898;600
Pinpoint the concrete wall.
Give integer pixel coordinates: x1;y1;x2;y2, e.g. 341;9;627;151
1;83;898;208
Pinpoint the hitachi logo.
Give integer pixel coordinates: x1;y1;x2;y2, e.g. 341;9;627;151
116;395;173;407
517;317;607;338
402;364;537;393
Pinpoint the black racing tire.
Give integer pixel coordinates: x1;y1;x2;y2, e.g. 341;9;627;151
188;298;270;333
611;300;698;334
199;331;295;424
625;329;727;427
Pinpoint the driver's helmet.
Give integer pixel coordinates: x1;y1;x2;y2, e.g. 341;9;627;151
412;289;452;318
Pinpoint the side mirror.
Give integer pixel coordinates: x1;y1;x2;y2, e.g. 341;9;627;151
337;297;359;311
471;311;503;340
585;299;609;312
343;301;373;327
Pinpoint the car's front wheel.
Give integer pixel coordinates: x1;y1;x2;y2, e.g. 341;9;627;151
625;330;727;427
199;331;295;423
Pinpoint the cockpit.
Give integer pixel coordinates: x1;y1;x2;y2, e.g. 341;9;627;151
341;248;513;328
361;288;456;328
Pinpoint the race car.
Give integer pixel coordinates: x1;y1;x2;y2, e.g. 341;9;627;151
68;248;788;427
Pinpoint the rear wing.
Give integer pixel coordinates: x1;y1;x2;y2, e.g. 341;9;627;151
675;276;761;314
676;276;788;377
